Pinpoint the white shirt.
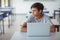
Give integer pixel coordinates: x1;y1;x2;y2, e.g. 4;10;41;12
26;14;53;25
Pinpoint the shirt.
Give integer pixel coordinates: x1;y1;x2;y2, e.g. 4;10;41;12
26;14;53;25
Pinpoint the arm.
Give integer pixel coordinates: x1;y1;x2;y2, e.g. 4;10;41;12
50;25;56;32
20;15;32;32
45;16;56;32
46;16;56;32
20;22;27;32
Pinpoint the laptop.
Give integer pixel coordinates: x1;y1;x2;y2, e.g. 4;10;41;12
27;23;51;37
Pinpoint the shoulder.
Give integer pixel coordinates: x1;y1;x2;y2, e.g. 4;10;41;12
27;14;34;19
26;14;34;23
43;15;51;21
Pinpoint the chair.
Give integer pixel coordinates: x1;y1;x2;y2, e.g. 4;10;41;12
53;10;60;32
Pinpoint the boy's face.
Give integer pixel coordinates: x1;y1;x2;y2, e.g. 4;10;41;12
31;8;42;17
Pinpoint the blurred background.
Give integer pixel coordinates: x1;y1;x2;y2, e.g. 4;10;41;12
0;0;60;40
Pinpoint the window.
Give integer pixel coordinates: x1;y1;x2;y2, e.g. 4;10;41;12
0;0;10;7
0;0;1;7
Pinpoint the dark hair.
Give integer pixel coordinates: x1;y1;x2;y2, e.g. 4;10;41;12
31;2;44;11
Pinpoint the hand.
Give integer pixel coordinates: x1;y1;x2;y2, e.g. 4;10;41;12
50;25;56;32
21;27;27;32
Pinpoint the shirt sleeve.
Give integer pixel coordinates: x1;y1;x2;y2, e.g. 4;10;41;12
21;15;32;25
25;15;32;23
46;16;53;25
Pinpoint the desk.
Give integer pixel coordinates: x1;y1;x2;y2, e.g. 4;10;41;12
0;7;13;34
11;31;60;40
0;11;12;34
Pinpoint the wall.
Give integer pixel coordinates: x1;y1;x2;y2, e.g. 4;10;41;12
11;0;60;16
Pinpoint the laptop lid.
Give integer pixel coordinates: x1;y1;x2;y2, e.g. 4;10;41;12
27;23;51;37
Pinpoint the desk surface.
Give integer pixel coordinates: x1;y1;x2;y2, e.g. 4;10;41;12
11;31;60;40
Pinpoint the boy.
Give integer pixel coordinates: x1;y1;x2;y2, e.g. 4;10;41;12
20;2;56;32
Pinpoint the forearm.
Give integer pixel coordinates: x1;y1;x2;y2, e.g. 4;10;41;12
20;22;27;32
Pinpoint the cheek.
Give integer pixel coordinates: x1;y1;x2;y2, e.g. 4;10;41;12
34;13;37;15
32;12;37;15
33;11;37;14
32;11;38;16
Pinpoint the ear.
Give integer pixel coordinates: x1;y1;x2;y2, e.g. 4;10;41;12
39;10;42;13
